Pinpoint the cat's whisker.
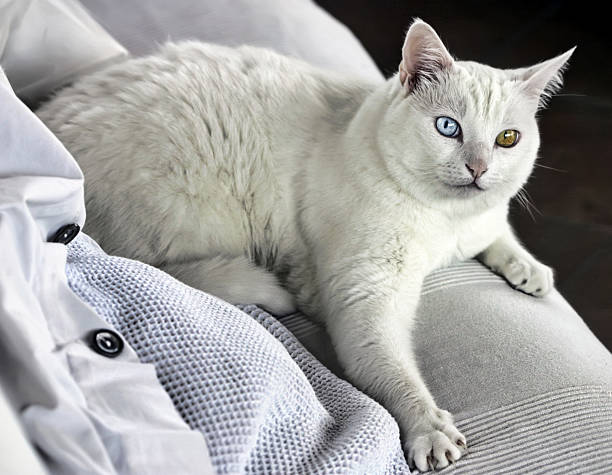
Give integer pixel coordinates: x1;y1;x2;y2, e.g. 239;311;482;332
522;189;542;215
533;163;567;173
516;188;541;222
515;190;530;219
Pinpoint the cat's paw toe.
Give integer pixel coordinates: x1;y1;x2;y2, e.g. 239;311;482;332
405;409;466;472
503;257;553;297
409;432;463;471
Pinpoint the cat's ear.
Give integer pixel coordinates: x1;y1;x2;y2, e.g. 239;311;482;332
517;47;576;108
399;19;454;92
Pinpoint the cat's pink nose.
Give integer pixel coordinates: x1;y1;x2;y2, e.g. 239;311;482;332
465;160;488;180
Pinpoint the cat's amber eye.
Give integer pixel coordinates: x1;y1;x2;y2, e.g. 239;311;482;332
495;129;520;148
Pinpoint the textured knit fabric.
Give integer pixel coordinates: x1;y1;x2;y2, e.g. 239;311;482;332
66;234;409;474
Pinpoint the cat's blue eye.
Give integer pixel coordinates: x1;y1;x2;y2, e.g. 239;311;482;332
435;116;461;138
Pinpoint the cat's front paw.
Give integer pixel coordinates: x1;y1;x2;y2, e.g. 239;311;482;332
404;407;467;472
499;256;554;297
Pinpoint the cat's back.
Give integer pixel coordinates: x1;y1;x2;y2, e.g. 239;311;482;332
38;41;318;162
36;41;328;263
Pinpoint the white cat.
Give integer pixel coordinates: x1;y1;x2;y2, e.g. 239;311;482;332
38;19;573;471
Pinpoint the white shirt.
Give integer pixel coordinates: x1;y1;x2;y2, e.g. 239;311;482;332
0;69;213;474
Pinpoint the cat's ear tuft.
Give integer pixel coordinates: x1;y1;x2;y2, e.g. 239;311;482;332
399;19;454;92
518;47;576;108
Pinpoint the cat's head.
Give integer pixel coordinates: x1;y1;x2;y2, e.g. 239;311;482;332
379;19;574;213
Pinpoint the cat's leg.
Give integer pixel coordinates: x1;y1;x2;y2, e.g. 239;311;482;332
321;259;466;471
161;256;296;315
478;227;554;297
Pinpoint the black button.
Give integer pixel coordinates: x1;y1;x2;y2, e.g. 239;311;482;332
90;330;124;358
50;223;80;245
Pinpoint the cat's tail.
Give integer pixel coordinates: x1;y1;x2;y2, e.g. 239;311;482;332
161;255;296;316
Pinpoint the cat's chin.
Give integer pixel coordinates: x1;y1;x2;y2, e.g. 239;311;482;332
444;182;487;195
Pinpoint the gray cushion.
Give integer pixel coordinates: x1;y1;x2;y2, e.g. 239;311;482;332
279;261;612;472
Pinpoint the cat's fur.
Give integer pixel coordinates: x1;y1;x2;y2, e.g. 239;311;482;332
38;20;573;471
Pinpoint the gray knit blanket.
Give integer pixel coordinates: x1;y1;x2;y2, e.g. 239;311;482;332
67;234;612;474
66;234;409;474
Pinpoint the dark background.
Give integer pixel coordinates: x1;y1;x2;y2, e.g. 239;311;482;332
317;0;612;349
